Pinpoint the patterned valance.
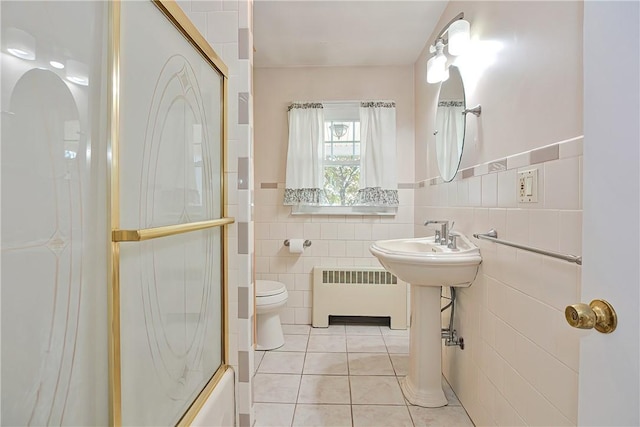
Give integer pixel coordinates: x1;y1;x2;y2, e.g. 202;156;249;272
283;188;325;205
287;102;324;111
438;100;464;107
356;187;399;207
360;101;396;109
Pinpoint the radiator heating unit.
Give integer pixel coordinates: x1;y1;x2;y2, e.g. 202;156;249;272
312;266;407;329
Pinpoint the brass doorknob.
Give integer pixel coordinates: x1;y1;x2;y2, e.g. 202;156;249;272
565;299;617;334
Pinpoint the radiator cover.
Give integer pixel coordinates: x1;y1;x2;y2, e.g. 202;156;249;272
312;266;408;329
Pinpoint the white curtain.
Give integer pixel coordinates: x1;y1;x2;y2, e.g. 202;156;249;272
435;100;465;181
357;101;398;206
284;102;325;205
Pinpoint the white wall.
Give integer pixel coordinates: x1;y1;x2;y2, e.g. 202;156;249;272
414;1;583;425
254;66;415;325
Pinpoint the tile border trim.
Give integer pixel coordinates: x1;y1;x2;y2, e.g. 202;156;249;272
419;135;583;186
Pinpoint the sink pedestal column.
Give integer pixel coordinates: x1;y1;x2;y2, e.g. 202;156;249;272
400;284;448;407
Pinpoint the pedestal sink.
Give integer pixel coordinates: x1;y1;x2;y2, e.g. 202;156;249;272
370;233;481;407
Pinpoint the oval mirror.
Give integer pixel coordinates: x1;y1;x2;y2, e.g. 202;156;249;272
435;65;465;182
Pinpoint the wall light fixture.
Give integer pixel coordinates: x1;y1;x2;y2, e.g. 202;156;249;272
426;13;471;84
426;40;448;84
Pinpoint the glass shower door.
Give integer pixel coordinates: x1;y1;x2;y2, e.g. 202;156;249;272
113;2;230;425
1;1;230;425
1;2;109;425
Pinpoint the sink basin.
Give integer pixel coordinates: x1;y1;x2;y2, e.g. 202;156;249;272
369;233;482;287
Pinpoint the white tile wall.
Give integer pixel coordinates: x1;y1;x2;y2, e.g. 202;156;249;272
191;1;222;12
206;11;239;43
415;138;582;426
544;157;581;210
481;173;498;207
497;169;518;208
468;176;482;206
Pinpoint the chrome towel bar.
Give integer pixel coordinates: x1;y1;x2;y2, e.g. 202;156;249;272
473;229;582;266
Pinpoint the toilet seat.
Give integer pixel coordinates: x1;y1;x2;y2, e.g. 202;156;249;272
256;280;286;297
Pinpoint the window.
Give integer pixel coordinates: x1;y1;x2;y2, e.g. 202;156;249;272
286;100;398;215
322;119;361;206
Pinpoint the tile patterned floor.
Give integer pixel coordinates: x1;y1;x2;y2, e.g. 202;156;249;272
254;323;474;427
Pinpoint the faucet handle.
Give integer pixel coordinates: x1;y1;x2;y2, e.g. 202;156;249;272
447;234;458;250
434;230;441;244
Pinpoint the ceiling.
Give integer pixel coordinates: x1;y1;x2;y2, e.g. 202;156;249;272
253;1;448;68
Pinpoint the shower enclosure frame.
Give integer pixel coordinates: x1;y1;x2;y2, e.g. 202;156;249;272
106;1;233;425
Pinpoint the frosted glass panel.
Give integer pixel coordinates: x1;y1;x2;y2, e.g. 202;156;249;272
119;1;223;230
120;228;223;425
0;1;109;425
117;2;226;425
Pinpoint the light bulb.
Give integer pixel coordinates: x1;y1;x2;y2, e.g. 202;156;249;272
441;67;450;82
427;40;448;84
448;19;470;56
427;55;447;83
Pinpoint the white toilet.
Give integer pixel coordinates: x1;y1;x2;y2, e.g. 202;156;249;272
255;280;289;350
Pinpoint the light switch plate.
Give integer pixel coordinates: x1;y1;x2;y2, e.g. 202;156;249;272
518;169;538;203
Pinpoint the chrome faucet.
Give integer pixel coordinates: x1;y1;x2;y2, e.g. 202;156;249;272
424;220;453;245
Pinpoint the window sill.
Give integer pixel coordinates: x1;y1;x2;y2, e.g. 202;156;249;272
290;205;397;216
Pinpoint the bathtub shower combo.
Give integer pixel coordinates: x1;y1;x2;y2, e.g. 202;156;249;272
1;2;234;425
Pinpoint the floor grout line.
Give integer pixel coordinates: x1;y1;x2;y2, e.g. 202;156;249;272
256;325;471;427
